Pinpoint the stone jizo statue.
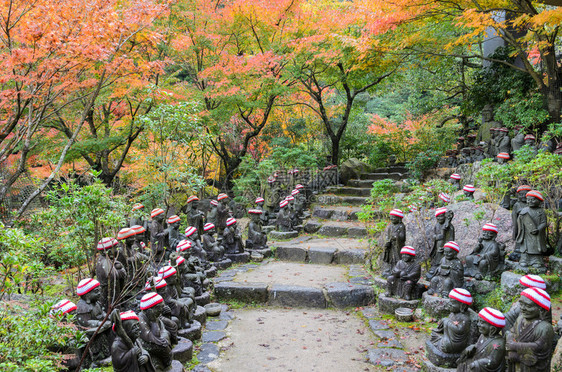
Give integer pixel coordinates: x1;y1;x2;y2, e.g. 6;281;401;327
428;241;464;297
186;196;205;237
497;152;510;164
215;193;231;234
149;208;166;263
464;223;505;280
382;209;406;276
275;200;293;232
385;246;421;301
427;208;455;279
246;209;268;250
201;223;225;262
496;127;511;155
516;190;548;272
510;185;532;261
96;238;127;310
511;125;525;153
138;293;173;372
504;275;552;330
449;174;461;190
463;184;475;199
111;310;155;372
184;226;206;261
222;217;244;254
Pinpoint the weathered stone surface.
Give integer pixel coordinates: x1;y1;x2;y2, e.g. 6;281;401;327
549;255;562;274
303;220;322;233
205;320;228;331
327;186;371;197
377;337;403;349
318;225;348;237
324;282;375;308
268;285;326;308
197;343;220;364
422;292;451;318
425;338;461;368
213;258;232;270
347;227;367;238
170;359;186;372
402;201;513;260
367;348;409;367
204;303;222;317
225;252;250;264
192;365;212;372
423;359;456;372
464;277;497;295
340;158;373;184
552;335;562;370
368;319;389;331
334;249;366;264
362;306;378;319
308;247;336;264
313;207;334;219
172;338;193;363
194;305;207;325
178;320;202;341
378;294;419;314
275;246;308;262
202;331;226;342
214;281;269;303
269;230;299;240
501;270;559;296
373;329;396;339
195;291;211;306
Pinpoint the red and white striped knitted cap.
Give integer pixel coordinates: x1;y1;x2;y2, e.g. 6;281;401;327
285;195;295;201
158;265;177;279
51;299;77;315
444;241;460;252
439;193;450;203
210;200;218;206
524;134;535;140
151;208;165;218
97;237;118;250
279;200;289;208
295;184;304;189
400;246;416;256
482;223;498;233
145;277;167;291
217;193;229;201
435;207;447;217
409;205;418;212
140;241;146;249
499;128;509;133
267;176;275;183
519;275;547;290
203;223;215;231
526;190;544;201
131;225;146;235
132;203;144;211
176;256;185;265
140;292;164;310
187;195;199;203
497;152;510;160
255;197;265;203
248;209;263;214
77;278;100;296
389;209;404;218
226;217;237;226
449;288;473;305
516;185;532;193
463;184;475;193
117;228;135;240
167;215;180;224
120;310;140;322
185;226;197;236
521;287;551;310
291;189;300;196
450;174;461;180
478;307;505;328
176;240;192;252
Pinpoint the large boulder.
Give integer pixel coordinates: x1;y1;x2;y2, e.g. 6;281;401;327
403;201;513;260
455;161;483;187
339;158;372;184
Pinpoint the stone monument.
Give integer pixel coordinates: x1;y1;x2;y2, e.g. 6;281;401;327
515;190;548;272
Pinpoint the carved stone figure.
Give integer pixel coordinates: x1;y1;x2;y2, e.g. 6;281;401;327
76;278;112;368
510;185;531;261
186;196;205;237
489;128;498;158
382;209;406;276
449;174;461;190
276;200;293;232
164;216;182;258
215;193;230;234
516;190;548;272
456;307;506;372
497;152;510;164
479;105;499;143
138;293;173;372
246;209;268;250
463;184;475;199
511;126;525;153
506;287;554;372
155;267;194;330
496;127;511;155
464;223;505;279
428;241;464;297
206;200;218;226
130;203;149;236
427;288;473;368
96;238;128;310
149;208;166;264
201;223;225;262
222;217;244;254
184;226;207;261
111;310;155;372
428;208;455;279
385;246;421;300
504;275;552;330
524;134;538;155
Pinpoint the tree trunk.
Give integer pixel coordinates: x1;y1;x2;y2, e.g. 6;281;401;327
330;135;341;166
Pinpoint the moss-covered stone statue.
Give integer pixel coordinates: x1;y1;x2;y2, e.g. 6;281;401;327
428;241;464;297
385;246;421;301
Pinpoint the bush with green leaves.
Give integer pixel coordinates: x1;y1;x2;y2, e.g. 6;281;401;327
406;150;443;180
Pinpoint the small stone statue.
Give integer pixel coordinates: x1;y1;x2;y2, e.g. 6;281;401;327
184;226;206;261
385;246;421;300
96;238;127;309
510;185;531;261
496;127;511;155
215;193;231;234
428;208;455;278
186;196;205;237
222;217;244;254
130;203;149;233
504;275;552;330
506;287;554;371
439;192;451;206
275;200;293;232
201;223;225;262
138;293;173;372
511;125;525;153
449;174;461;190
149;208;166;263
489;128;498;158
462;184;475;199
382;209;406;276
111;310;155;372
246;209;268;250
50;299;77;318
156;266;194;330
524;134;538;155
464;223;505;279
497;152;510;164
516;190;548;272
76;278;112;367
456;307;506;372
428;241;464;297
254;197;270;226
206;200;218;226
427;288;473;368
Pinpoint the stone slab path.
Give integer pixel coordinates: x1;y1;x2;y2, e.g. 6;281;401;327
232;262;347;287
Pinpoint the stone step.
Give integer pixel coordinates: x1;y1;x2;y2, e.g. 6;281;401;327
312;206;362;221
359;172;407;181
326;186;371;197
271;236;369;264
214;261;375;308
303;219;368;238
346;179;377;189
316;194;368;206
372;166;409;174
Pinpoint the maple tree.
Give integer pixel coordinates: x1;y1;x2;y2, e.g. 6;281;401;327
0;0;168;216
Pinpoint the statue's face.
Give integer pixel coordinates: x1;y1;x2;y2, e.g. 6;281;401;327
482;230;496;241
517;191;528;202
85;286;101;302
146;302;163;319
436;214;446;224
477;318;492;336
463;191;472;198
155;214;164;222
483;109;492;122
192;200;199;209
257;201;264;207
498;158;505;165
170;221;179;230
389;215;401;224
520;296;542;321
402;253;413;263
444;247;457;260
525;139;534;146
124;319;141;339
449;299;462;313
526;196;540;207
167;274;177;285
